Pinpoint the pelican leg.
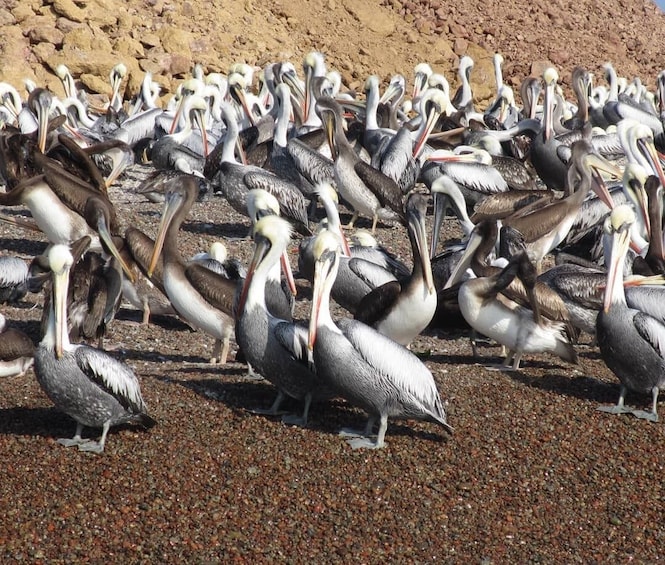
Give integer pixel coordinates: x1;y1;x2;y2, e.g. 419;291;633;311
78;421;110;454
597;386;634;416
210;336;230;365
339;416;376;439
251;390;289;416
57;422;87;447
141;301;151;325
282;393;312;427
345;212;358;230
347;414;388;449
631;387;660;422
370;214;378;234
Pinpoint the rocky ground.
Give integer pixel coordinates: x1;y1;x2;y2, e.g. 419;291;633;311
0;0;665;563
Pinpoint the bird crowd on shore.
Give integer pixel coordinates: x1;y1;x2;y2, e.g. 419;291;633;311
0;51;665;453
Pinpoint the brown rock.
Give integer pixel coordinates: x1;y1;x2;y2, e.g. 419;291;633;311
169;53;192;76
157;26;194;57
55;17;86;33
27;26;65;46
10;3;34;23
136;32;161;49
342;0;396;35
32;42;57;64
0;8;16;26
52;0;86;23
113;37;145;58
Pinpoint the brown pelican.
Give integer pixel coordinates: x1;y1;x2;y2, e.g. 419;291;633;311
354;193;436;346
456;250;577;370
0;313;34;377
502;139;620;270
308;230;453;449
34;244;155;453
236;215;330;425
148;175;236;364
597;205;665;421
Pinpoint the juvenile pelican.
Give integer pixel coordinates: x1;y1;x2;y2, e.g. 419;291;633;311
34;245;155;453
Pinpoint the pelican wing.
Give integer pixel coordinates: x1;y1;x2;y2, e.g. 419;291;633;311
273;321;311;366
338;318;441;404
0;257;27;287
633;312;665;357
242;171;311;234
74;345;146;412
353;159;406;222
184;263;237;315
286;138;334;185
354;281;401;326
348;257;397;290
0;328;34;360
626;287;665;324
441;162;508;194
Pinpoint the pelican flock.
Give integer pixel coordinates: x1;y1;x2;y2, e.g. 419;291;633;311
2;50;665;456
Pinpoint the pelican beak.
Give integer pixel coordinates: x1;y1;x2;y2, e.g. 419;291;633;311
96;213;136;284
105;148;133;189
148;190;183;277
281;249;297;296
637;137;665;191
191;106;209;158
237;236;271;317
308;249;335;352
234;84;256;128
322;112;337;160
586;153;622;210
604;227;631;313
412;99;441;160
303;67;313;123
444;226;485;289
411;72;426;101
36;99;49;154
625;175;651;238
169;93;186;134
431;190;448;258
52;264;70;359
379;80;400;106
409;204;434;294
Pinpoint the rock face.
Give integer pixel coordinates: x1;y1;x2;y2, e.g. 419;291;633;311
0;0;664;104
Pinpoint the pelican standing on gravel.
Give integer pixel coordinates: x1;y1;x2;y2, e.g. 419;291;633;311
33;245;156;453
597;205;665;421
308;230;453;449
236;215;330;425
148;175;236;364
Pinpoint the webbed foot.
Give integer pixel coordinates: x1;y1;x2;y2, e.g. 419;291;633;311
596;404;634;415
631;409;659;422
78;440;105;454
347;437;383;449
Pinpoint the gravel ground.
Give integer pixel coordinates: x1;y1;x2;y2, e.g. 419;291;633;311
1;159;664;563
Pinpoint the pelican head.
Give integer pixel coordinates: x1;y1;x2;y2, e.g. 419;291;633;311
246;188;280;225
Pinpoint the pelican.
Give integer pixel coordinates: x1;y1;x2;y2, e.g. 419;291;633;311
317;96;403;232
457;250;577;370
0;313;34;377
33;244;156;453
148;175;236;364
308;230;453;449
597;205;665;421
354;193;436;346
236;215;330;425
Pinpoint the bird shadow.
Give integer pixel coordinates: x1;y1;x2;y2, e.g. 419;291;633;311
0;406;148;441
183;219;250;240
167;376;450;444
505;369;621;405
0;236;47;256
